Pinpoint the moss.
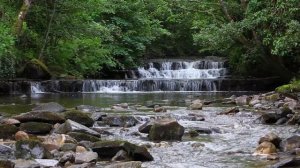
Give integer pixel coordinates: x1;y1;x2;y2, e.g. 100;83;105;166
0;124;19;139
64;110;94;127
276;80;300;94
20;122;53;134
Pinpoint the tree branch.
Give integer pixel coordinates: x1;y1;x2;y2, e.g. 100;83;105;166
219;0;234;22
14;0;33;36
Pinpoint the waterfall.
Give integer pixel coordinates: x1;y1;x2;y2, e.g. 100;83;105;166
30;58;228;93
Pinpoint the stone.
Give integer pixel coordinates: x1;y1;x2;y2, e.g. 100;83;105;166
138;121;155;134
0;124;19;139
260;113;281;124
60;143;77;152
76;105;101;113
15;139;48;159
59;151;75;164
112;150;129;161
188;130;199;138
191;127;212;134
92;140;153;161
0;159;14;168
13;111;65;124
75;151;98;164
67;132;100;142
235;95;251;106
101;115;139;127
153;105;166;112
20;122;53;134
0;118;20;125
76;146;87;153
15;131;29;141
0;144;14;159
32;102;65;112
271;157;300;168
104;161;142;168
54;119;100;137
149;119;184;141
13;159;40;168
90;112;107;121
65;163;95;168
275;117;288;125
254;141;277;155
265;93;280;102
189;99;203;110
42;134;68;151
258;132;281;148
219;107;239;115
277;106;293;118
280;135;300;152
64;110;94;127
249;95;261;106
34;159;59;167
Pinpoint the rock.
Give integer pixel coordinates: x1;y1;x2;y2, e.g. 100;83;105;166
275;101;285;108
64;110;94;127
90;112;107;121
54;119;100;137
265;93;280;102
138;121;154;134
235;95;251;106
153;105;166;112
67;132;100;143
277;106;293;118
32;102;65;112
219;107;239;115
60;143;77;152
92;140;153;161
280;135;300;152
0;144;14;159
101;115;139;127
149;119;184;141
112;150;129;161
260;113;281;124
15;131;29;141
59;151;75;164
189;99;203;110
65;163;95;168
0;118;20;125
76;105;101;113
0;124;19;139
76;146;87;153
258;132;281;148
78;141;95;149
191;128;212;134
13;159;40;168
35;159;59;167
254;141;277;155
188;130;199;138
20;122;53;134
104;161;142;168
42;134;69;151
271;157;300;168
120;103;129;109
275;117;288;125
0;159;14;168
15;139;48;159
75;151;98;164
13;111;65;124
249;95;261;106
267;154;279;160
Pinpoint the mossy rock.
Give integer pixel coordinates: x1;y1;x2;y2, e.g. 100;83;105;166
0;124;19;139
13;111;65;124
92;140;153;161
67;132;100;142
20;122;53;134
0;160;14;168
15;139;48;159
265;93;280;102
149;119;184;141
64;110;94;127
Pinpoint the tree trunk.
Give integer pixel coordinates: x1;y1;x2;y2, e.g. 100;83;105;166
14;0;33;36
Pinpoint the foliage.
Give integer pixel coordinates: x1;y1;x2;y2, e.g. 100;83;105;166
276;79;300;94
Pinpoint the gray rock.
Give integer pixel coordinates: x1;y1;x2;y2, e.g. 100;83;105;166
0;144;14;159
104;161;142;168
111;150;129;161
76;105;101;113
258;132;281;148
149;119;184;141
271;157;300;168
59;151;75;164
0;118;21;125
34;159;58;167
20;122;53;134
64;110;94;127
75;151;98;164
280;135;300;152
66;163;95;168
138;120;155;134
32;102;65;113
13;111;65;124
13;159;40;168
260;113;281;124
67;132;100;143
15;140;48;159
275;117;288;125
219;107;239;115
235;95;251;106
60;143;77;152
90;112;107;121
189;99;203;110
101;115;139;127
54;119;100;137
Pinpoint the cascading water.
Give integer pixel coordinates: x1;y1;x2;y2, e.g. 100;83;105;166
31;58;228;93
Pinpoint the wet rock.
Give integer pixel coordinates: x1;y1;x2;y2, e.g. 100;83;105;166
76;105;101;113
153;105;166;112
78;141;95;149
60;143;77;152
0;144;14;159
277;106;293;118
275;101;285;108
54;119;100;137
35;159;59;167
15;139;48;159
76;146;87;153
15;131;29;141
258;132;282;148
188;130;199;138
92;140;153;161
149;119;184;141
265;93;280;102
0;118;20;125
67;132;100;143
59;152;75;164
267;154;279;160
13;111;65;124
75;151;98;164
42;134;70;151
260;112;281;124
271;157;300;168
249;95;261;106
235;95;251;106
275;118;288;125
191;127;212;134
112;150;129;161
189;99;203;110
0;159;14;168
0;124;19;139
32;102;65;113
254;141;277;155
287;114;300;125
219;107;239;115
90;112;107;121
65;163;95;168
13;159;40;168
188;113;205;121
20;122;53;134
64;110;94;127
280;135;300;152
104;161;142;168
138;120;155;134
101;115;139;127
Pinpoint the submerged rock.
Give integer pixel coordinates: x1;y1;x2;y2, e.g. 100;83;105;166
92;140;153;161
64;110;94;127
32;102;65;113
20;122;53;134
0;124;19;139
149;119;184;141
13;111;65;124
259;132;281;148
15;140;48;159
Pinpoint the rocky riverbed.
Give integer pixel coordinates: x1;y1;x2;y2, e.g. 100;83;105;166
0;91;300;168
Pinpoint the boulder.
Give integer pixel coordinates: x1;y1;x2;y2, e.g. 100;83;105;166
0;118;20;125
149;119;184;141
15;140;48;159
0;144;14;159
271;157;300;168
235;95;251;106
219;107;239;115
138;121;155;134
76;105;101;113
32;102;65;112
280;135;300;152
13;159;40;168
265;93;280;102
59;152;75;164
15;131;29;141
258;132;281;148
74;151;98;164
67;132;100;142
64;110;94;127
101;115;139;127
254;141;277;155
92;141;153;161
20;122;53;134
104;161;142;168
189;99;203;110
54;119;100;137
34;159;59;167
90;112;107;121
0;124;19;139
111;150;130;161
260;113;281;124
13;111;65;124
42;134;69;151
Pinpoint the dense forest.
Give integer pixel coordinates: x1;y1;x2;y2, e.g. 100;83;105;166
0;0;299;81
